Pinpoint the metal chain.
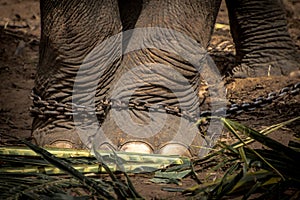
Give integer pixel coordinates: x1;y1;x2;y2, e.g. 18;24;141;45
225;82;300;115
30;82;300;122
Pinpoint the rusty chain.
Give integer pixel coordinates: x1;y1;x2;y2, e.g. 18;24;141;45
30;82;300;122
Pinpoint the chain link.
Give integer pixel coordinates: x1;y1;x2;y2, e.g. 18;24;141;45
30;82;300;122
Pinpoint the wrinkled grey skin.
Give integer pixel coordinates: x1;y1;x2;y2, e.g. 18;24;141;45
32;0;299;156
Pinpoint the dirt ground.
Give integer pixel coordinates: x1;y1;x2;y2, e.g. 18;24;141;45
0;0;299;199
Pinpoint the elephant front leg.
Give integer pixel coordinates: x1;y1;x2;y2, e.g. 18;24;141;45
99;0;224;157
32;0;122;148
226;0;300;77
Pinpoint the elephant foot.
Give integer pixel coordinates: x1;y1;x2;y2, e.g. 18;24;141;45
33;128;193;157
32;120;195;157
95;110;204;157
231;59;300;78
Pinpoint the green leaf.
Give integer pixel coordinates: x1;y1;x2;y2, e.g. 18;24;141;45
150;169;191;184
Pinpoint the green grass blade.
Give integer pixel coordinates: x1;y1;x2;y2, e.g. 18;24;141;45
20;139;115;199
238;147;249;173
212;162;241;197
221;118;285;179
242;181;261;200
217;168;244;199
260;116;300;135
222;118;300;161
92;145;142;199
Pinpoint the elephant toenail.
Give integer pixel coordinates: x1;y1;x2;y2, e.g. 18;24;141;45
120;141;154;154
158;143;191;157
289;70;300;78
50;141;74;148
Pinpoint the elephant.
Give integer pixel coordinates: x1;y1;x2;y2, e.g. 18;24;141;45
31;0;299;157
